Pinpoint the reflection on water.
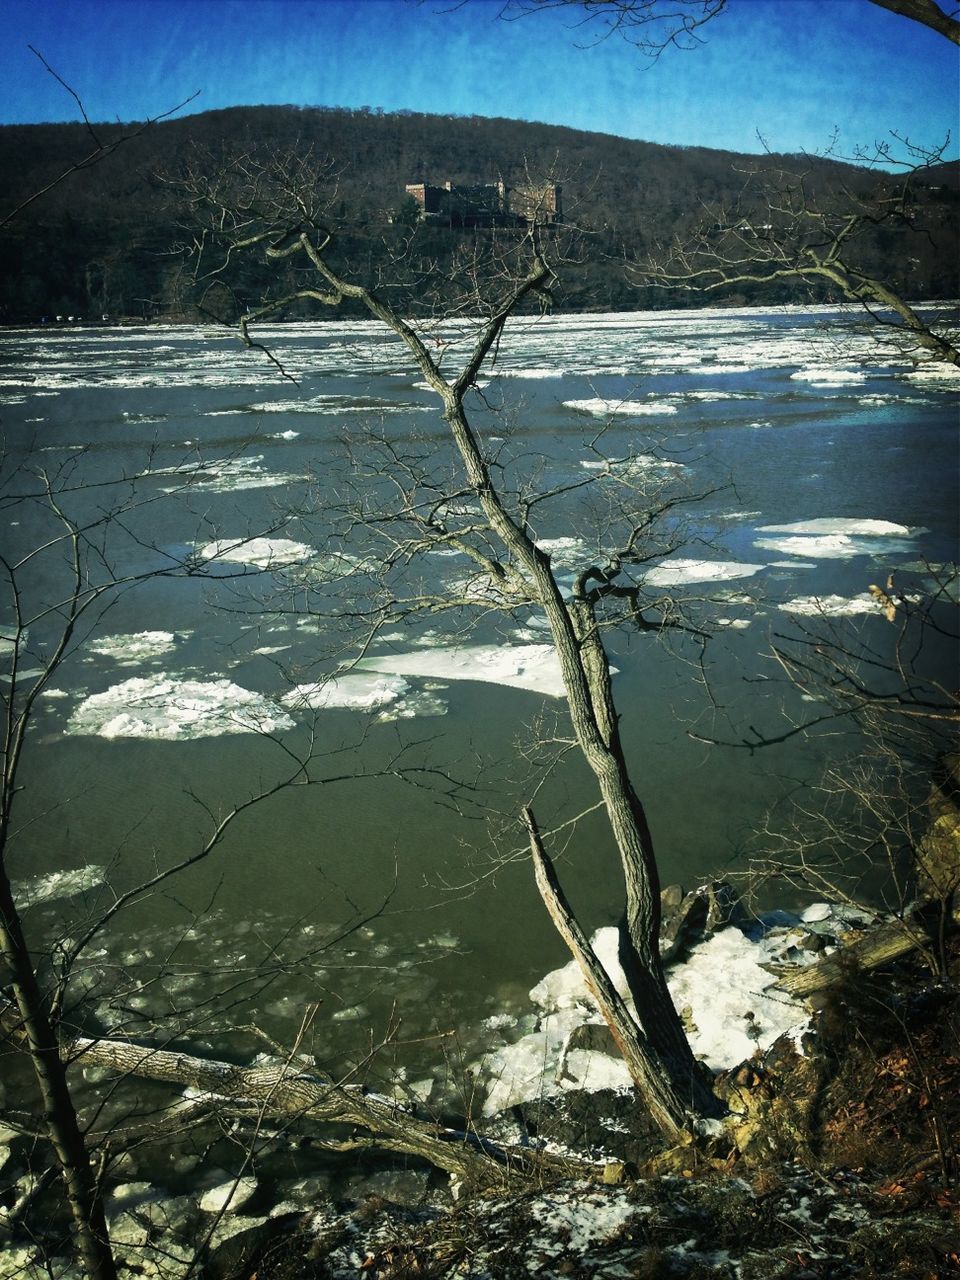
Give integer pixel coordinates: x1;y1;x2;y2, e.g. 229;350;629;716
3;305;957;1076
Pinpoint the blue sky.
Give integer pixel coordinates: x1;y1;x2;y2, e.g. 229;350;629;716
1;0;956;162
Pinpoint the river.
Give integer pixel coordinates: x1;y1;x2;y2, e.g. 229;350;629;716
2;304;957;1093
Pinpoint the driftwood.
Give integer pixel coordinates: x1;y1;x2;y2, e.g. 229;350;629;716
49;1030;596;1193
774;899;960;998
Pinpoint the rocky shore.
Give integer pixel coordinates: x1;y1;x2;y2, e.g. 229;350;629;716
3;869;958;1280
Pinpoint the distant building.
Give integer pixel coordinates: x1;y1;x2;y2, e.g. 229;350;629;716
403;180;562;228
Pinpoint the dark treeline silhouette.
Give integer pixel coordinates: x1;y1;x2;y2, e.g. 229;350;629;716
1;104;957;321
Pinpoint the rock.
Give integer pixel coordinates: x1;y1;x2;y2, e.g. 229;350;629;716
108;1180;157;1210
563;1021;618;1056
346;1167;432;1206
918;754;960;900
660;880;749;964
797;931;826;953
199;1174;258;1215
203;1213;302;1280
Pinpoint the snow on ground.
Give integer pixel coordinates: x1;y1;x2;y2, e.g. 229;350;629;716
480;920;817;1116
198;536;316;569
645;558;766;586
67;677;295;739
358;642;566;697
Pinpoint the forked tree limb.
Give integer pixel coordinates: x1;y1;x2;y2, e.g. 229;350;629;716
523;805;697;1141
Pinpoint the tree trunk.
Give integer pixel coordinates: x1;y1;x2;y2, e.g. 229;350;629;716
0;873;117;1280
774;899;960;997
51;1029;596;1193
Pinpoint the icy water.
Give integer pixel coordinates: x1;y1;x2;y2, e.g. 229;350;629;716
1;305;957;1078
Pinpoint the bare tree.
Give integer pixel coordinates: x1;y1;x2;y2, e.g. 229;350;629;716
632;144;959;365
500;0;959;50
700;564;960;990
0;439;467;1270
178;150;731;1140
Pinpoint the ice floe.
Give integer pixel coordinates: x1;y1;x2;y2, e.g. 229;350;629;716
283;673;410;711
645;558;766;586
758;518;911;537
755;517;915;560
565;398;679;416
283;672;448;721
68;677;294;739
18;864;106;909
87;631;183;664
778;593;885;617
358;643;566;697
198;537;316;569
579;454;684;475
151;456;306;494
790;368;867;385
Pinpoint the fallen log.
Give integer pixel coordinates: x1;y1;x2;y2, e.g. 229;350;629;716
774;899;960;999
55;1031;595;1193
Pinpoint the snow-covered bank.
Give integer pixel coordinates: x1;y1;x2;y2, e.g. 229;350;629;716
477;900;870;1117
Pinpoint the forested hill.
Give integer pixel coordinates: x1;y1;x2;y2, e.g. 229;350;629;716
1;104;957;321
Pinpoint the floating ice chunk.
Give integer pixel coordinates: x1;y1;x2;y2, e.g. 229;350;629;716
565;397;678;416
199;537;316;568
358;643;566;697
778;593;884;617
681;390;756;401
906;361;960;387
645;558;766;586
757;518;911;537
150;455;303;493
757;534;854;558
283;673;410;711
790;368;866;385
271;429;300;440
88;631;182;664
18;864;106;909
579;454;683;475
68;677;294;739
755;517;916;560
